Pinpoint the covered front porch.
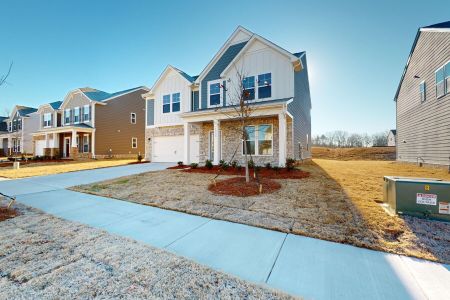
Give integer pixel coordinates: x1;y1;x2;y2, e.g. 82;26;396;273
32;126;95;159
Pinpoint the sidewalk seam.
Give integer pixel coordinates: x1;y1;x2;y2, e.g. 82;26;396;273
265;233;288;283
163;219;213;249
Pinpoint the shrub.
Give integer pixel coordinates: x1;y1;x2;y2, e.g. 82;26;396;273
21;155;25;161
221;162;229;170
286;158;296;171
248;159;255;169
177;161;184;166
219;159;225;166
205;159;213;169
231;160;239;168
137;154;143;162
190;163;198;169
265;162;272;169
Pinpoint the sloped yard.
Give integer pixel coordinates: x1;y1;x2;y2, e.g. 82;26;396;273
72;160;450;264
0;201;293;299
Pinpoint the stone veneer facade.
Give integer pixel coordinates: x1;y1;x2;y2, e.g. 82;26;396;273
146;115;293;166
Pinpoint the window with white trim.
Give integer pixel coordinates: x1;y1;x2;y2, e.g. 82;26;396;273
83;135;89;153
258;73;272;99
420;81;426;102
83;105;90;121
64;109;71;124
243;76;255;100
73;107;80;123
445;61;450;95
43;113;52;127
163;95;171;113
243;124;273;156
17;119;22;130
436;66;445;98
209;81;221;106
131;137;137;148
172;93;181;112
130;112;136;124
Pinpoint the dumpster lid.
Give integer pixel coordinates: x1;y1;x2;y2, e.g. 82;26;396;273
384;176;445;183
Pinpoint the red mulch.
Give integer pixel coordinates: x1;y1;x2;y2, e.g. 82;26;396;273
167;164;189;169
182;166;310;179
208;177;282;197
127;161;151;165
0;207;18;222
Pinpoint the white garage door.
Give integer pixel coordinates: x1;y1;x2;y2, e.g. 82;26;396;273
152;135;199;163
35;140;46;156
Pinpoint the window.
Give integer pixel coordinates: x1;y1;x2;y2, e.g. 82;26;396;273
209;82;221;106
83;105;90;121
73;107;80;123
436;67;445;98
8;121;11;132
445;61;450;95
257;124;273;155
83;135;89;153
64;109;71;124
17;119;22;130
258;73;272;99
243;76;255;100
131;137;137;148
12;120;16;131
163;95;171;113
172;93;181;112
243;124;273;156
43;113;52;127
130;113;136;124
420;81;426;102
76;135;80;152
243;126;256;155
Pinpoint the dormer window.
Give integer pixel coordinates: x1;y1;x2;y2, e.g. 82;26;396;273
258;73;272;99
209;81;222;106
243;76;255;100
43;113;52;127
73;107;80;123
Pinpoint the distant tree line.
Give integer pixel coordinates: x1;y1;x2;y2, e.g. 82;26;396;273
312;130;389;148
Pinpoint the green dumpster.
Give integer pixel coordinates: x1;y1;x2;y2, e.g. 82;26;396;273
383;176;450;222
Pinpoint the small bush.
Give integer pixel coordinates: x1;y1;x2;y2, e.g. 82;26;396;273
221;162;229;170
137;154;143;162
231;160;239;168
248;159;255;169
265;162;272;169
190;163;198;169
219;159;225;166
286;158;296;171
177;161;184;166
21;155;25;161
205;159;213;169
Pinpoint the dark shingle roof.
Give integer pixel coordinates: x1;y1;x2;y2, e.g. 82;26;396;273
293;51;305;58
49;101;62;110
390;129;397;135
17;106;37;116
422;21;450;29
81;86;146;102
172;67;196;83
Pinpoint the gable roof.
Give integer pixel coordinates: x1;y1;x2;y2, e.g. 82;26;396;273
49;101;62;110
394;21;450;101
390;129;397;135
16;106;37;117
146;65;195;96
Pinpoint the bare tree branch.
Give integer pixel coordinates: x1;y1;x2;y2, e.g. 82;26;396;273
0;62;13;87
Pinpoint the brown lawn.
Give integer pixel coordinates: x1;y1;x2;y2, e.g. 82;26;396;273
71;159;450;264
0;159;138;179
312;146;396;161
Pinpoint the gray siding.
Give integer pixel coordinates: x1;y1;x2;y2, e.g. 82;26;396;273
147;99;154;126
289;54;312;159
200;41;247;108
396;31;450;165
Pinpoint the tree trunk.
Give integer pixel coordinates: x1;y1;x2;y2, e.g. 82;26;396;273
243;128;250;183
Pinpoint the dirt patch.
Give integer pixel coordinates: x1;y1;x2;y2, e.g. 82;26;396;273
312;146;396;161
0;207;18;222
183;166;310;179
209;177;281;197
167;164;189;169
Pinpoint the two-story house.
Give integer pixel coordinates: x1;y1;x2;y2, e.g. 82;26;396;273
395;21;450;166
32;86;148;159
0;105;39;156
143;26;312;167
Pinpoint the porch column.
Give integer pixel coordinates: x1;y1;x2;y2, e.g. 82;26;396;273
183;122;190;165
7;137;12;156
213;119;220;165
278;112;287;167
91;130;96;159
71;130;77;147
45;134;49;148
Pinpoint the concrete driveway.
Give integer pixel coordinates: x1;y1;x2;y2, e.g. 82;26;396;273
1;163;449;300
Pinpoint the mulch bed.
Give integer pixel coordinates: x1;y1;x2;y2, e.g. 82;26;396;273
208;177;282;197
167;165;189;170
183;166;310;179
0;207;18;222
127;161;151;165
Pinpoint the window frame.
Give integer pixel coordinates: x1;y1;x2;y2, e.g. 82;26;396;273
73;107;80;124
242;76;256;101
83;135;89;153
172;92;181;112
435;66;445;99
242;124;273;156
43;113;52;128
257;73;272;99
162;94;171;114
419;81;426;103
208;80;222;107
64;109;71;125
445;60;450;95
131;137;137;149
130;112;137;124
83;105;90;121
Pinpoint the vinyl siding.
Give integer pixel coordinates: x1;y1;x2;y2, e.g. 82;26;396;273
95;89;146;156
61;93;93;126
396;31;450;165
147;99;155;126
289;54;312;159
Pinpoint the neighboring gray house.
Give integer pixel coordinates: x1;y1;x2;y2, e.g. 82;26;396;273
143;26;312;167
387;129;396;147
395;21;450;166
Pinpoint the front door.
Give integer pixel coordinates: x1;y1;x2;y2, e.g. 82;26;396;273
64;137;70;158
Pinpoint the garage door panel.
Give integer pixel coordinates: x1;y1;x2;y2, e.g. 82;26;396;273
153;135;199;163
35;140;45;156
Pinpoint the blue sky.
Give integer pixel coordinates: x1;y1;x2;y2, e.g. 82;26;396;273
0;0;448;135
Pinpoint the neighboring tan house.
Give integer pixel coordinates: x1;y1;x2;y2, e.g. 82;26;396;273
395;21;450;166
143;26;312;167
32;86;148;159
0;105;39;156
387;129;396;147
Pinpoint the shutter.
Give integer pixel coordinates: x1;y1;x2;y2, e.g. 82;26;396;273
51;113;54;127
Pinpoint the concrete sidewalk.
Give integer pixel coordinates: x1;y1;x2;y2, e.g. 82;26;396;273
1;164;449;299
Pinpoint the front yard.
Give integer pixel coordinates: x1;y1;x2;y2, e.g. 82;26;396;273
0;159;139;179
72;159;450;264
0;201;292;299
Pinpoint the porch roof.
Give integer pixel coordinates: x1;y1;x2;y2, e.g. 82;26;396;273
32;124;94;136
